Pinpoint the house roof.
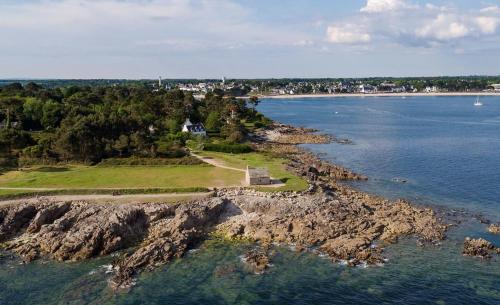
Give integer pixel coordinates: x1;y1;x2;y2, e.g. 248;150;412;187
185;123;206;133
247;167;269;178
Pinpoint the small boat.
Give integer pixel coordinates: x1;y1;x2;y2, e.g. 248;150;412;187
474;97;483;107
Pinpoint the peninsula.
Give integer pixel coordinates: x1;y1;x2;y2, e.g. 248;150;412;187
0;82;494;292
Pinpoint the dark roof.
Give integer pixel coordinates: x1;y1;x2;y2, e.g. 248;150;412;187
186;123;206;133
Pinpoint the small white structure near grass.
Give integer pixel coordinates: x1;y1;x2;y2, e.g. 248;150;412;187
182;119;207;136
245;166;271;186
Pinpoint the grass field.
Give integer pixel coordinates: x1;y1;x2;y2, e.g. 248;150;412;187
197;151;308;192
0;165;244;189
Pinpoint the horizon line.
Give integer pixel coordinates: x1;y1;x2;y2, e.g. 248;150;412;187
2;75;500;81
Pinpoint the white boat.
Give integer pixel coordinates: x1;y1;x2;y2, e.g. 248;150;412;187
474;97;483;107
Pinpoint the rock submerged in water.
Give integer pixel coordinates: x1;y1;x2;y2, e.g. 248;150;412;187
243;248;272;274
488;223;500;234
462;238;499;259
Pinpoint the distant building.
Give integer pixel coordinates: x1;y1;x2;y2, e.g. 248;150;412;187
245;166;271;185
0;121;19;129
378;82;405;93
358;84;377;94
490;84;500;91
425;86;439;93
148;124;156;134
182;119;207;136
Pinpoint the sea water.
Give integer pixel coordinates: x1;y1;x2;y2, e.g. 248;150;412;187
1;96;499;305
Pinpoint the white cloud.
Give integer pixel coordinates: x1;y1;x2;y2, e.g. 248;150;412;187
480;6;500;14
360;0;416;13
327;2;500;48
475;16;499;34
326;25;371;44
416;14;469;41
0;0;311;54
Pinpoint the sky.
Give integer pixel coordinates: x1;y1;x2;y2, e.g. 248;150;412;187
1;0;500;79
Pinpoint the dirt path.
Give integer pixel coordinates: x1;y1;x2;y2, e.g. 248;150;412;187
0;192;213;206
190;152;246;172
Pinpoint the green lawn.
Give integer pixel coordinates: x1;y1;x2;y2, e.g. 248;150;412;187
0;165;244;189
0;189;33;197
197;151;309;192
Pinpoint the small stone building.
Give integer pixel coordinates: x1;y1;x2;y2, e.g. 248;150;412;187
246;166;271;186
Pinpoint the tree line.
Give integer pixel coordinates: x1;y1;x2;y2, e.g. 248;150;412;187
0;82;264;166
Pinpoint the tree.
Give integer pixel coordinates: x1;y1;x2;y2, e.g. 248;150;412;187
205;111;221;131
113;134;129;156
165;118;180;134
222;120;246;143
41;100;63;129
0;129;33;154
0;97;24;128
23;98;44;129
247;96;260;113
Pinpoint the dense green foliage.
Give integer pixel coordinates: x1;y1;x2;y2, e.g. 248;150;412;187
0;82;260;166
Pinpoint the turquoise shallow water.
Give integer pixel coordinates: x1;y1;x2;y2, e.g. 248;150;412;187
1;96;500;304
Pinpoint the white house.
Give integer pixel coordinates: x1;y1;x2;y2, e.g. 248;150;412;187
182;119;207;136
358;84;377;94
425;86;439;93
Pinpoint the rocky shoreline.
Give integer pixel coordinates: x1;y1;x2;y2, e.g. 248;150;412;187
0;123;450;290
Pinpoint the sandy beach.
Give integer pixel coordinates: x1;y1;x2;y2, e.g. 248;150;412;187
256;92;500;99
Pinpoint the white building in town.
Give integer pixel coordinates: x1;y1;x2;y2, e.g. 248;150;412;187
358;84;377;94
490;84;500;91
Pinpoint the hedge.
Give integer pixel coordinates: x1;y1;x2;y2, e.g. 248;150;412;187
98;156;204;166
203;143;253;154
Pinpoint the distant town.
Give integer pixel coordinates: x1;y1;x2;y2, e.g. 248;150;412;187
1;76;500;98
172;77;500;97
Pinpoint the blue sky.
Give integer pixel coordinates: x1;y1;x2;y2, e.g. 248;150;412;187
1;0;500;78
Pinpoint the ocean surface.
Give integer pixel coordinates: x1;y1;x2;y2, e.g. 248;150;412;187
1;96;499;305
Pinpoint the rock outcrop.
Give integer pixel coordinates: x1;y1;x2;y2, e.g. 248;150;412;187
488;223;500;234
217;188;446;266
463;238;499;259
0;198;228;289
110;198;227;289
262;124;331;145
0;184;447;290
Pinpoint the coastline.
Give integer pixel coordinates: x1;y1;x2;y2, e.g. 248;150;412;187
254;92;500;99
0;121;474;291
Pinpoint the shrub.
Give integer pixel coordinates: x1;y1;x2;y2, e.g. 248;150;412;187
203;143;252;154
98;156;204;166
